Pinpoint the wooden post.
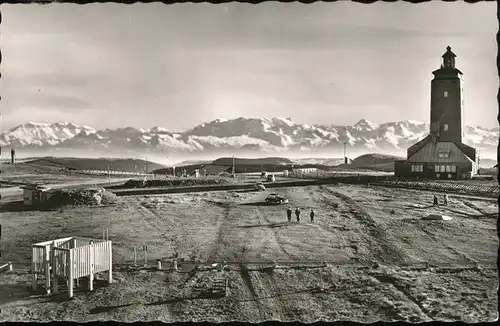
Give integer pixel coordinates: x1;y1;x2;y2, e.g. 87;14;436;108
68;249;74;299
89;242;94;292
144;245;148;266
44;245;51;294
106;229;109;241
134;246;137;266
32;273;37;291
425;261;429;269
173;258;178;271
157;259;162;270
31;246;37;290
108;242;113;284
52;248;58;294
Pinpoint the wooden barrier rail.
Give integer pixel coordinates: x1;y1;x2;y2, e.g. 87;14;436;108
31;237;112;298
372;179;499;198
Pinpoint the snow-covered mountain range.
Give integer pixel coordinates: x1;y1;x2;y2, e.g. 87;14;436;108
1;118;498;158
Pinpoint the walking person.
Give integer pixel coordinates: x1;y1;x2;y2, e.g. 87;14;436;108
433;194;439;207
295;207;301;222
310;209;315;223
286;207;292;223
443;194;448;206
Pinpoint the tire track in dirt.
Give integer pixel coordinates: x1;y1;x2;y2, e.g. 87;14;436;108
252;189;325;321
255;205;301;261
197;200;270;321
369;273;431;321
249;270;287;321
316;186;359;257
322;186;409;265
235;198;297;321
460;200;489;216
130;197;173;242
202;203;232;263
417;222;475;264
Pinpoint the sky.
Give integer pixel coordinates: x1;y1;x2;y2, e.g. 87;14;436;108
1;2;497;132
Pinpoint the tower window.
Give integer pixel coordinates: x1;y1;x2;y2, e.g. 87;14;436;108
444;91;448;98
443;124;448;131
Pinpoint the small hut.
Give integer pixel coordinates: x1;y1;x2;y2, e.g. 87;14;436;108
22;184;54;207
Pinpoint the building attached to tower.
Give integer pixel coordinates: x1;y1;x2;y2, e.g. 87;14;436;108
394;47;479;180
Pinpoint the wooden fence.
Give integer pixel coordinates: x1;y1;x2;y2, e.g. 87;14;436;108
31;237;112;298
283;172;499;198
372;179;499;198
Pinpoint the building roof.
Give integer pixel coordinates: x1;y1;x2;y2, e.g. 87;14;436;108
21;184;50;191
432;67;463;76
407;134;475;162
406;141;474;164
442;46;457;58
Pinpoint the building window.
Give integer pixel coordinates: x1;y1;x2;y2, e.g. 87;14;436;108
445;165;452;172
451;165;456;173
444;91;448;98
411;164;423;172
443;124;448;131
440;165;446;173
438;151;450;158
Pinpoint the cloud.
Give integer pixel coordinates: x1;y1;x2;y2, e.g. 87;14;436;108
0;2;496;131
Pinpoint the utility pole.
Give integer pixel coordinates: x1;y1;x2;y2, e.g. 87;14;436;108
232;156;235;175
343;142;347;164
108;163;111;185
145;156;148;175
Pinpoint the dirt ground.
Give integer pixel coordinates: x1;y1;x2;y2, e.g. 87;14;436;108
0;184;497;322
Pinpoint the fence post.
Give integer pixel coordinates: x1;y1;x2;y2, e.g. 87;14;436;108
89;242;94;292
44;245;51;295
157;259;162;270
108;241;113;284
52;245;58;294
68;249;74;299
32;247;37;290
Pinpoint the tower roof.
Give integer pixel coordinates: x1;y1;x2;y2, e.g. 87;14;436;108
442;46;456;58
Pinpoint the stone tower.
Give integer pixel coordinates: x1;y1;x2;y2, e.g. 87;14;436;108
429;46;464;143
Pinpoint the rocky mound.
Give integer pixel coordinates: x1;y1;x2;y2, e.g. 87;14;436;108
45;188;118;208
119;178;232;189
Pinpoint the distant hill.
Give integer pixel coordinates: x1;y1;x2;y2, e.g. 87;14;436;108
479;158;497;169
172;159;212;166
3;157;166;174
153;156;337;175
331;153;405;172
292;157;345;166
352;154;405;166
211;157;294;166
